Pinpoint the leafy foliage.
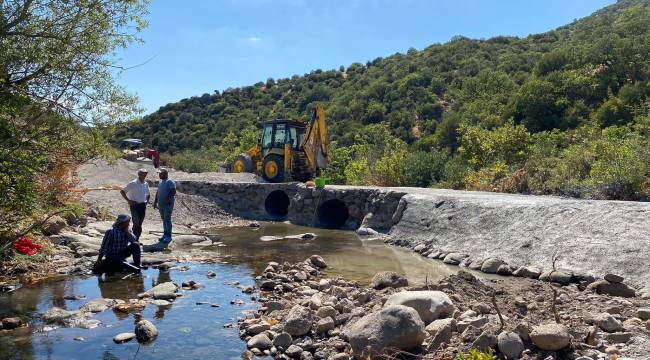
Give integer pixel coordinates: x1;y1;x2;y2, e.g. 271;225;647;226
114;0;650;198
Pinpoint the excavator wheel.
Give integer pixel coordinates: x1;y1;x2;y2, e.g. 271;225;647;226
233;154;254;173
262;154;285;183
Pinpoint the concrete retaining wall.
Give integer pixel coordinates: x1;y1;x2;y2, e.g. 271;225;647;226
171;180;650;287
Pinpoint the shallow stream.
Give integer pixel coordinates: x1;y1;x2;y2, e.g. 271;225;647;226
0;222;459;359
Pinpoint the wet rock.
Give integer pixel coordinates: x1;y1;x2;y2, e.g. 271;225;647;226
80;298;118;313
241;350;253;360
113;332;136;344
42;215;67;235
247;333;272;350
272;332;292;349
43;307;81;325
442;253;468;265
604;274;624;283
345;305;425;359
135;320;159;343
356;227;378;236
539;270;572;285
308;255;327;269
384;290;454;324
497;264;513;276
369;271;408;290
480;258;505;273
587;280;635;298
530;323;571;351
153;291;177;300
425;318;455;351
468;259;484;270
1;317;22;330
637;308;650;320
284;305;314;336
146;281;178;295
63;294;86;301
316;317;335;333
246;323;270;335
206;270;217;278
151;299;171;306
498;331;525;359
597;313;622;333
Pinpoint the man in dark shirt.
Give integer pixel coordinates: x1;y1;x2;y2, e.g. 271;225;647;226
95;214;141;274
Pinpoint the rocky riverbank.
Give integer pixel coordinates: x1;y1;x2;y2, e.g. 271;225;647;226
239;258;650;360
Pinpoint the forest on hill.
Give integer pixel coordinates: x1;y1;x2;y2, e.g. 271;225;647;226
113;0;650;199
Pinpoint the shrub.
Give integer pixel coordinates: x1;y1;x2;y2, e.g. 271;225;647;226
454;348;495;360
439;155;470;189
167;147;220;173
403;151;448;187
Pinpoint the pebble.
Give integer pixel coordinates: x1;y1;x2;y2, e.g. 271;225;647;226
604;274;624;283
113;332;136;343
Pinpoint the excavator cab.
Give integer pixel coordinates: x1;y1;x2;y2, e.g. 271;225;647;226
232;106;329;183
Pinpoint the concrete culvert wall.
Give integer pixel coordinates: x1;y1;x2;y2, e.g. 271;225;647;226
265;190;290;218
317;199;349;228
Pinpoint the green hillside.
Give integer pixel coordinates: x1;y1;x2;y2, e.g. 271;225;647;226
114;0;650;199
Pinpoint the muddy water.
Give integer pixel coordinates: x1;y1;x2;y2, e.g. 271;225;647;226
0;223;459;359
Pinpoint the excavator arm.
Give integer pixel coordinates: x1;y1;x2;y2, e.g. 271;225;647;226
303;105;329;173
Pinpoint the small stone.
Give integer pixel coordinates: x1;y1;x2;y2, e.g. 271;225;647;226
471;333;497;352
530;323;571;351
597;313;623;333
246;323;271;335
284;305;313;336
316;317;335;333
308;255;327;269
605;332;632;344
369;271;408;290
604;274;624;283
586;280;636;298
513;266;541;279
497;264;513;276
151;299;171;306
74;337;84;341
113;332;136;343
316;306;337;319
498;331;525;359
425;318;454;351
636;308;650;320
285;345;303;357
135;320;159;343
206;270;217;278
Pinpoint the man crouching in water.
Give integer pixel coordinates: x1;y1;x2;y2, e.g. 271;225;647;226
94;214;141;275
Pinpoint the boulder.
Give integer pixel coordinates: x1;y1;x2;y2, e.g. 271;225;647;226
246;322;270;335
272;332;292;349
513;266;541;279
539;270;572;285
308;255;327;269
113;332;136;343
498;331;524;359
480;258;505;273
597;313;623;333
1;317;22;330
135;320;158;343
284;305;313;336
345;305;425;359
587;280;635;298
42;215;67;235
530;323;571;351
442;253;468;265
384;290;454;324
369;271;408;290
247;333;272;350
80;298;118;313
604;274;624;283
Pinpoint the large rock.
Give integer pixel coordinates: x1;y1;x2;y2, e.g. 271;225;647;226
43;307;81;325
247;333;272;350
345;305;425;359
283;305;313;336
530;323;571;351
442;253;468;265
539;270;572;285
480;258;505;273
1;317;22;330
369;271;408;290
80;298;120;313
384;291;454;324
42;215;67;235
597;313;623;333
145;281;178;295
308;255;327;269
135;320;158;343
272;332;292;349
513;266;541;279
587;280;635;298
498;331;524;359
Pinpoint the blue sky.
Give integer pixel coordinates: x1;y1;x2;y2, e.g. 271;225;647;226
116;0;615;115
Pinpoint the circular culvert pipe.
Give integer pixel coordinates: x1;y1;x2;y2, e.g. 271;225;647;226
264;190;290;219
317;199;349;229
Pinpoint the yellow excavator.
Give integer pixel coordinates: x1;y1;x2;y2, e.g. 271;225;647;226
231;106;329;183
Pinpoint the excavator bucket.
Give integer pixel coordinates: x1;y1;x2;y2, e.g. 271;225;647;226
303;106;329;172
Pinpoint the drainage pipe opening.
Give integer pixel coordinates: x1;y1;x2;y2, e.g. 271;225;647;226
317;199;349;229
264;190;290;219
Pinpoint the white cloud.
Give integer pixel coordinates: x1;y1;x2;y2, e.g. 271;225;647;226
248;36;261;42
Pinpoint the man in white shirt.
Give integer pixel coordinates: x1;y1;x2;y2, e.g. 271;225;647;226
120;168;150;240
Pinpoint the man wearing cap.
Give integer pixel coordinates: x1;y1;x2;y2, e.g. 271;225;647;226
120;168;150;240
95;214;141;274
154;168;176;242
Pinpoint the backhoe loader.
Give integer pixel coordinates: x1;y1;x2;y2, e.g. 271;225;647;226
231;106;329;183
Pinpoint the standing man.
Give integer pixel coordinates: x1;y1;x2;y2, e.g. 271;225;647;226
120;168;150;240
154;168;176;243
